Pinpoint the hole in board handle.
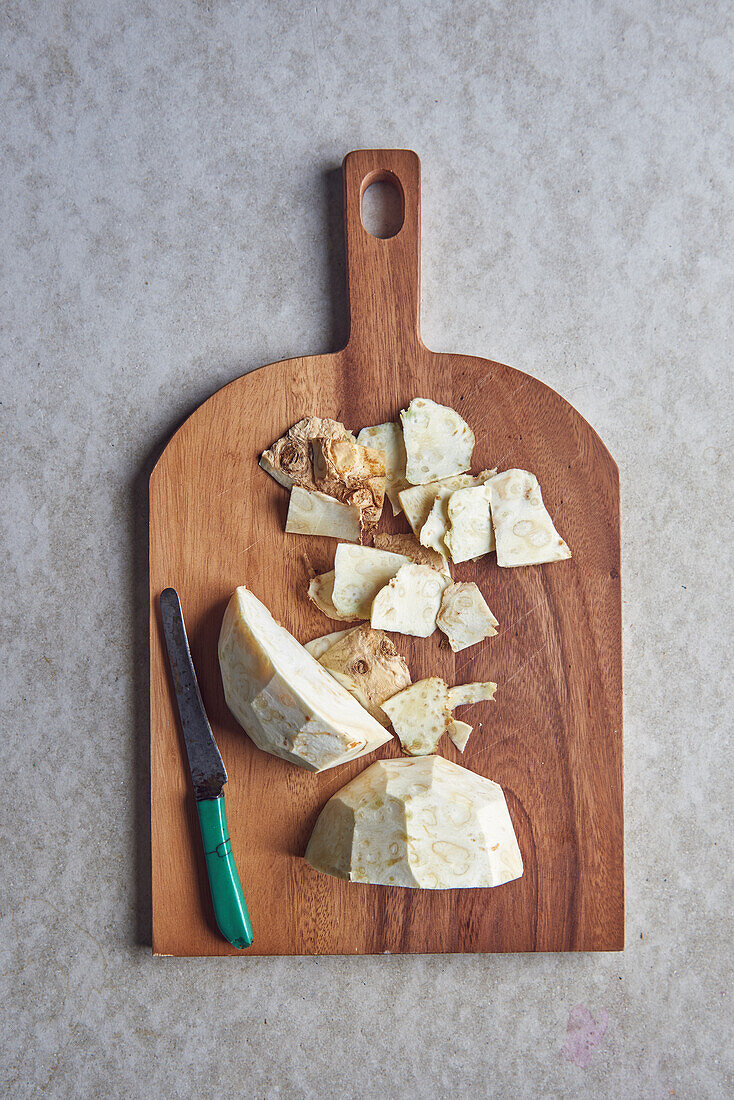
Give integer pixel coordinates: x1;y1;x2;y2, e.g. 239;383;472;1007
361;174;404;239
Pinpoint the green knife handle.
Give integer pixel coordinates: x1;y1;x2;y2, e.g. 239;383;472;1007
196;796;253;949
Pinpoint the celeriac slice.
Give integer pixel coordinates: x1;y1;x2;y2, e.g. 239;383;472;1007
448;681;497;707
400;398;475;484
487;469;571;566
436;582;499;652
372;532;451;576
370;563;450;638
286;487;362;542
381;678;450;755
420;493;451;558
332;544;411;619
307;571;361;622
444;484;495;563
305;755;524;889
218;587;392;772
318;625;411;727
356;422;408;515
399;470;496;539
448;718;473;752
304;629;351;659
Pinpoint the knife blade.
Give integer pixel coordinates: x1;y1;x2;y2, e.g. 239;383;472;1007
160;588;227;801
160;587;253;949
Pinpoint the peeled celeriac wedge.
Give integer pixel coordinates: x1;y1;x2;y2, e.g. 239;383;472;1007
306;570;361;622
317;625;411;727
400;398;475;484
286;487;362;542
356;422;408;515
372;532;451;576
332;544;412;619
381;677;450;755
370;563;450;638
448;718;473;752
448;681;497;707
305;755;524;889
312;437;386;533
436;582;499;652
304;630;351;659
443;483;495;563
260;417;355;490
399;470;496;540
218;587;392;772
487;469;571;567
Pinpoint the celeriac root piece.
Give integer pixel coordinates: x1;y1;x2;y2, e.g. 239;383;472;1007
312;437;386;533
448;718;473;752
399;470;496;539
305;755;524;888
356;422;408;515
332;544;412;619
218;587;392;772
448;681;497;707
304;629;351;659
436;582;499;652
486;469;571;567
372;532;451;576
286;487;362;542
317;625;412;727
381;678;450;755
260;417;354;490
370;563;450;638
444;484;495;563
400;398;475;484
307;571;361;622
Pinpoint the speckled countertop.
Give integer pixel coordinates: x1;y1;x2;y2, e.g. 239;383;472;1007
1;1;732;1097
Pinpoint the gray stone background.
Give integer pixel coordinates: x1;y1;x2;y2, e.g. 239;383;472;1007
1;0;732;1096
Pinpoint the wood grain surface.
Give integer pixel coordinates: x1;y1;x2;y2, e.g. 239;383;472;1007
149;149;623;956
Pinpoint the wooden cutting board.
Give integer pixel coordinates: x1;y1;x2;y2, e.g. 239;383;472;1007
149;149;623;956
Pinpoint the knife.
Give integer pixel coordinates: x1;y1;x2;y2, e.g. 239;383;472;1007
160;587;253;949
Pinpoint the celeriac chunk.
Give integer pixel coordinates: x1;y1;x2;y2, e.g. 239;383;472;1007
372;532;451;576
311;437;386;533
260;417;354;490
286;487;362;542
307;571;361;622
356;422;408;515
443;484;495;563
448;681;497;707
448;718;473;752
317;625;412;727
305;755;524;889
381;678;450;755
436;582;499;652
399;470;495;539
487;469;571;567
332;544;411;619
400;398;475;484
370;563;450;638
218;587;392;772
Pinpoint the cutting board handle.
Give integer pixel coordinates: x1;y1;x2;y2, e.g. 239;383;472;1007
343;149;422;354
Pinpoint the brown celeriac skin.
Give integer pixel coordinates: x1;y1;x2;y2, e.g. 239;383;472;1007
260;416;355;490
312;437;386;534
317;625;412;727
